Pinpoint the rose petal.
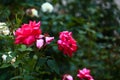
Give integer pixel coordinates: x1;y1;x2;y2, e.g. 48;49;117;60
36;39;44;49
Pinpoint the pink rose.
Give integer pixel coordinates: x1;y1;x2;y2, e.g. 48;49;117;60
62;74;73;80
36;34;54;49
14;21;41;45
77;68;94;80
57;31;77;57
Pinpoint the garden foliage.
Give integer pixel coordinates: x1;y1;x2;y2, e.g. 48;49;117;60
0;0;120;80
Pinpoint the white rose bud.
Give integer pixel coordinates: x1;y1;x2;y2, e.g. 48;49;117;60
11;57;16;64
0;22;10;35
0;22;6;33
8;51;12;54
8;51;12;57
31;8;39;17
3;29;10;35
2;54;7;61
41;2;54;13
26;8;39;17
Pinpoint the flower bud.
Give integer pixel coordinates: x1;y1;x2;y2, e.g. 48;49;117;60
8;51;12;57
11;57;16;64
2;54;7;61
36;34;54;49
0;22;10;35
3;29;10;35
62;74;73;80
26;8;39;17
41;2;54;13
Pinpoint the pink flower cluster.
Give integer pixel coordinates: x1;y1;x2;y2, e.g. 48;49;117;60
62;68;94;80
77;68;94;80
36;34;54;49
14;21;78;56
57;31;77;57
14;21;54;48
14;21;93;80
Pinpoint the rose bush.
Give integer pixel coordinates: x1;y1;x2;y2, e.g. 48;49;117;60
0;0;120;80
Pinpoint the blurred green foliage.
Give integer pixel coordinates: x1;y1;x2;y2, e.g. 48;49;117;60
0;0;120;80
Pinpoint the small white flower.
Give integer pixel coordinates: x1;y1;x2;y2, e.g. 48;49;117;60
0;22;10;35
41;2;54;13
0;22;7;32
3;29;10;35
2;54;7;61
0;22;6;27
31;8;39;17
26;8;39;17
11;57;16;64
8;51;12;57
8;51;12;54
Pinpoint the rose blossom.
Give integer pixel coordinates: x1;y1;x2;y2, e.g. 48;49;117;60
26;8;39;17
0;22;10;35
62;74;73;80
11;57;16;64
41;2;54;13
36;34;54;49
14;21;41;45
57;31;77;57
77;68;94;80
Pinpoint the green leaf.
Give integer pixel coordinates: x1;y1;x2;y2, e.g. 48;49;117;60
10;76;23;80
47;59;59;74
96;32;104;39
18;45;33;52
26;47;33;51
0;64;11;68
23;75;34;80
38;58;47;67
18;45;26;52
